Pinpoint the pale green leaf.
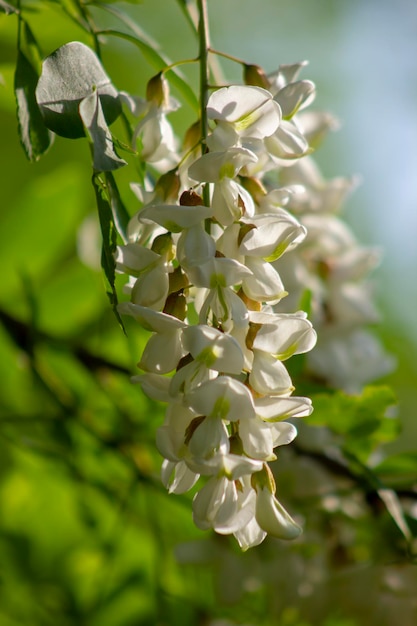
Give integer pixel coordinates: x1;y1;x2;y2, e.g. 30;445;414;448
14;49;53;161
36;41;121;139
79;90;126;171
92;174;125;331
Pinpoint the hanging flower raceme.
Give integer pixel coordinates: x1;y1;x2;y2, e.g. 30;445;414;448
116;62;321;549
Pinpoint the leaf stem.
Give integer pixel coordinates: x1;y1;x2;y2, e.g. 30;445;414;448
197;0;210;153
197;0;211;208
209;47;247;66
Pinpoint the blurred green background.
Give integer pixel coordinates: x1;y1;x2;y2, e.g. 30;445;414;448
0;1;416;625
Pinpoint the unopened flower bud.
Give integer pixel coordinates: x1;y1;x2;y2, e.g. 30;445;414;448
163;292;187;320
239;176;267;204
146;72;168;107
251;463;275;492
154;169;181;202
168;266;189;294
183;120;201;151
151;232;174;257
180;189;204;206
243;63;270;89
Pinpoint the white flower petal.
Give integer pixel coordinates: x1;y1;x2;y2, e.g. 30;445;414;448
161;459;199;494
188;416;229;459
131;373;171;402
207;85;281;140
139;204;213;232
242;257;287;303
115;243;159;276
255;487;302;540
239;417;275;460
186;376;256;422
270;422;298;447
118;302;186;333
177;224;216;268
254;396;313;421
250;351;293;395
252;314;317;359
139;330;185;373
188;147;257;183
182;325;244;374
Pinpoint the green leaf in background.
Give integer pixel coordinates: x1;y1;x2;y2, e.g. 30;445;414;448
80;89;126;171
309;385;398;460
14;22;53;161
92;174;125;331
35;41;121;139
0;164;89;305
374;452;417;488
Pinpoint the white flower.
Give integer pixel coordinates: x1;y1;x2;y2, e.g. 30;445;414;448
156;402;196;462
138;203;214;232
233;482;266;550
247;311;316;395
254;395;313;422
242;256;287;303
177;223;216;269
115;242;171;311
192;476;242;533
191;456;263;534
182;325;244;374
117;303;186;373
133;105;178;165
186;376;256;423
264;120;310;161
130;263;170;311
249;352;294;396
161;459;199;494
128;73;180;167
239;417;297;461
206;85;281;150
255;485;302;540
115;242;160;276
188;147;257;225
187;256;252;327
239;212;307;261
250;311;317;360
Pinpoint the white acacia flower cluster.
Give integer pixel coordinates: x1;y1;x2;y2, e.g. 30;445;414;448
115;65;329;549
274;152;394;391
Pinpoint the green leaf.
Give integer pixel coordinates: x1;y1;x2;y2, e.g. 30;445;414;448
0;164;89;303
92;174;125;331
374;452;417;487
79;90;126;171
36;41;121;139
309;385;398;460
104;172;130;243
14;21;53;161
14;49;53;161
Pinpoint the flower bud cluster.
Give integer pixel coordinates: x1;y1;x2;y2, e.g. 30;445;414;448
116;67;326;549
